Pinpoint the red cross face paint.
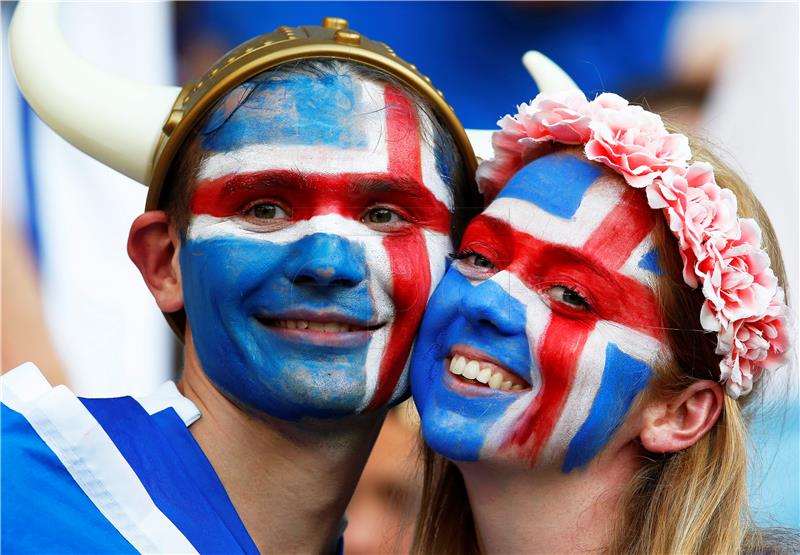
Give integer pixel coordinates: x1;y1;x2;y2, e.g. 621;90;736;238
180;68;455;420
410;151;667;471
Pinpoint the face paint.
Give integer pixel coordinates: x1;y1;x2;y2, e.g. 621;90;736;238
180;70;454;420
410;152;665;471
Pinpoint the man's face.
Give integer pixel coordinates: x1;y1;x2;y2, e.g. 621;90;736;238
411;152;665;471
179;70;454;420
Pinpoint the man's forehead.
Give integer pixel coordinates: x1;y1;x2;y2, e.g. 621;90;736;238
200;72;403;153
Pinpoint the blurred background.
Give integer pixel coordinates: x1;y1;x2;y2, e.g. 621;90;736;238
2;2;797;552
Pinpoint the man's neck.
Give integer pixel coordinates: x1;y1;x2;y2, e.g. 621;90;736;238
457;446;640;555
178;346;385;554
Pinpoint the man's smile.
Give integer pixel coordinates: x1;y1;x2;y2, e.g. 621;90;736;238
255;311;386;348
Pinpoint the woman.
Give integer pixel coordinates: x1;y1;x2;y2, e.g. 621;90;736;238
409;62;794;554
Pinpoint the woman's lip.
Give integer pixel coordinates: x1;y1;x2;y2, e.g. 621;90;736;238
447;344;532;388
441;362;520;398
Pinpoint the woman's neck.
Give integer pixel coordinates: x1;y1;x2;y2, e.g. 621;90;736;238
457;446;641;555
178;342;385;555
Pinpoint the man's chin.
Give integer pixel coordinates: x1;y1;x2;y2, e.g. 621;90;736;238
219;371;375;421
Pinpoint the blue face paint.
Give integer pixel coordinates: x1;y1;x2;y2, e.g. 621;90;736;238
496;152;604;218
638;247;663;276
201;73;368;152
181;232;375;420
562;343;653;472
410;269;531;461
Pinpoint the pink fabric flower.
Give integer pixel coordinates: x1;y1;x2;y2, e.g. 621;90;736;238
518;90;593;144
584;94;691;189
718;290;791;398
698;218;778;329
648;164;740;287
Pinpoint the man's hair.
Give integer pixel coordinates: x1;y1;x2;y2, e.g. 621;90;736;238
162;58;480;243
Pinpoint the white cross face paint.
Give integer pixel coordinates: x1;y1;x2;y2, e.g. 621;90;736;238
179;68;456;420
411;152;668;471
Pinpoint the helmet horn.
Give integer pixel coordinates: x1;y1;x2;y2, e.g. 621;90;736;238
522;50;579;94
9;1;180;184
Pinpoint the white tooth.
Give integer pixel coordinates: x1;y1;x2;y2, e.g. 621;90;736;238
463;360;480;380
488;372;503;389
286;320;297;329
278;320;286;328
452;356;466;375
297;321;308;329
449;358;462;375
477;368;492;384
511;384;523;391
308;322;325;331
501;380;512;391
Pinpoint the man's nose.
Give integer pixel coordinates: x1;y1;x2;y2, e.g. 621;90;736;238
460;274;527;336
284;233;367;288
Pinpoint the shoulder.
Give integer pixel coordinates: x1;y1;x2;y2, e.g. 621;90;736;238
1;363;201;554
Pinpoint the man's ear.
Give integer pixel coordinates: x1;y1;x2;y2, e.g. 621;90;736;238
639;380;723;453
128;211;183;312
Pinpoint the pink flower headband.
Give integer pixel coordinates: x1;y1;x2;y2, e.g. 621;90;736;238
476;89;792;399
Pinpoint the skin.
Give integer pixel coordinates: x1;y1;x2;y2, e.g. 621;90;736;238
409;150;724;553
130;69;456;553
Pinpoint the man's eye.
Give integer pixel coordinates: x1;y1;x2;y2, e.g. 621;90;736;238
364;207;403;226
546;285;590;309
247;203;287;220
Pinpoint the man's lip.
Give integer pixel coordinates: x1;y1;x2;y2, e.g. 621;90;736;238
445;344;532;393
254;311;384;347
256;311;384;331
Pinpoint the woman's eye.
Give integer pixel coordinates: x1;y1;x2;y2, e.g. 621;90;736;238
470;254;495;269
546;286;590;309
452;250;497;272
364;207;403;226
247;203;287;220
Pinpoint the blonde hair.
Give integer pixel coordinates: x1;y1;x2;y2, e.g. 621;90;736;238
412;139;794;555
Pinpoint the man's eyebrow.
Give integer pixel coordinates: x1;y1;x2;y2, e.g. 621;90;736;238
205;170;308;193
350;176;428;197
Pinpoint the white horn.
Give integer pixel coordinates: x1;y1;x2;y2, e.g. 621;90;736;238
9;1;181;184
522;50;579;94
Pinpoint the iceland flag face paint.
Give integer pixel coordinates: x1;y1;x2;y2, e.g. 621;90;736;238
411;152;665;472
180;71;454;420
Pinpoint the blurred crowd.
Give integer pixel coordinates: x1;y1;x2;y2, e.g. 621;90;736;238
3;3;797;552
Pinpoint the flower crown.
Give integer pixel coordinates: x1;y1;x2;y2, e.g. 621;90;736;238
476;89;791;398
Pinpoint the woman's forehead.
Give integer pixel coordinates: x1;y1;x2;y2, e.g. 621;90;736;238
482;151;661;282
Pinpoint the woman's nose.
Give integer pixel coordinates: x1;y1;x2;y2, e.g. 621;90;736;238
459;273;527;336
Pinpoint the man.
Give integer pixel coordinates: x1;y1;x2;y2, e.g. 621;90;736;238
3;7;478;553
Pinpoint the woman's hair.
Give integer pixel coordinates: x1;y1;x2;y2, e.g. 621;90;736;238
162;58;480;245
412;135;796;555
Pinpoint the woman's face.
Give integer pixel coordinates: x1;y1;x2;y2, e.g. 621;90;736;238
410;151;666;472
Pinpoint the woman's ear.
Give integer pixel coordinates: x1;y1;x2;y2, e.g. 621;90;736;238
128;211;183;312
639;380;723;453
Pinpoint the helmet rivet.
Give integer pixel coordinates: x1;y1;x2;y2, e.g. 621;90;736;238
334;29;361;45
322;17;348;30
